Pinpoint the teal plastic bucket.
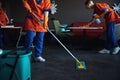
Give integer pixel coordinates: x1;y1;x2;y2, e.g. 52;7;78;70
0;50;32;80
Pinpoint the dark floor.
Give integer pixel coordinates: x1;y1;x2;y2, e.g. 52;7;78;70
31;36;120;80
2;34;120;80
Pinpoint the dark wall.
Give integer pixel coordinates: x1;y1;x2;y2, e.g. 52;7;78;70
3;0;120;26
51;0;119;25
4;0;26;22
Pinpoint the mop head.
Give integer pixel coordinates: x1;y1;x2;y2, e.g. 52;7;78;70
76;60;86;70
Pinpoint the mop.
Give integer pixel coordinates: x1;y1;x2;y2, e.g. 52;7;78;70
31;12;86;70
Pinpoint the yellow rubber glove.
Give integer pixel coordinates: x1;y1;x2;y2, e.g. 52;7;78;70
43;17;48;29
23;0;31;12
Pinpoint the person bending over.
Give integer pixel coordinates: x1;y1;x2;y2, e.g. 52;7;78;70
84;0;120;54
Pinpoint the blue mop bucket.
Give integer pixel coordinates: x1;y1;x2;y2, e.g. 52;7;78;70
0;50;32;80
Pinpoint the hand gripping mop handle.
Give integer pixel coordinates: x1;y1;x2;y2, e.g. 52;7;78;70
31;12;80;62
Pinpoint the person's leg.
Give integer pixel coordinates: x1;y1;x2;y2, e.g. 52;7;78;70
106;22;120;54
2;29;10;45
105;23;113;50
106;22;118;48
0;29;3;54
35;32;45;62
0;30;3;48
0;29;3;48
99;24;111;54
24;30;35;52
35;32;45;57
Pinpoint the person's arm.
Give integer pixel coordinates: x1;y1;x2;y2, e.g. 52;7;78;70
43;11;49;29
43;0;51;29
5;13;9;24
0;21;4;26
83;18;95;27
22;0;31;12
94;8;109;19
83;8;109;27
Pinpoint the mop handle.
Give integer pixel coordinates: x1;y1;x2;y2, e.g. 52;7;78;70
47;28;80;62
31;12;80;62
31;12;41;22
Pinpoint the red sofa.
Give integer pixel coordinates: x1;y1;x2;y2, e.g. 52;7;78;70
72;22;106;39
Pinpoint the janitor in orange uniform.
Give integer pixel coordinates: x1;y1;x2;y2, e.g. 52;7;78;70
84;0;120;54
22;0;51;62
0;0;9;48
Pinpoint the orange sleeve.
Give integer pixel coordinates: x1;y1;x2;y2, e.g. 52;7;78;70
43;0;51;11
0;21;4;26
22;0;31;11
95;3;109;11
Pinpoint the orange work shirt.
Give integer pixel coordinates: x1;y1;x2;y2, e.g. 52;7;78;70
0;9;8;26
94;3;120;23
23;0;51;32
